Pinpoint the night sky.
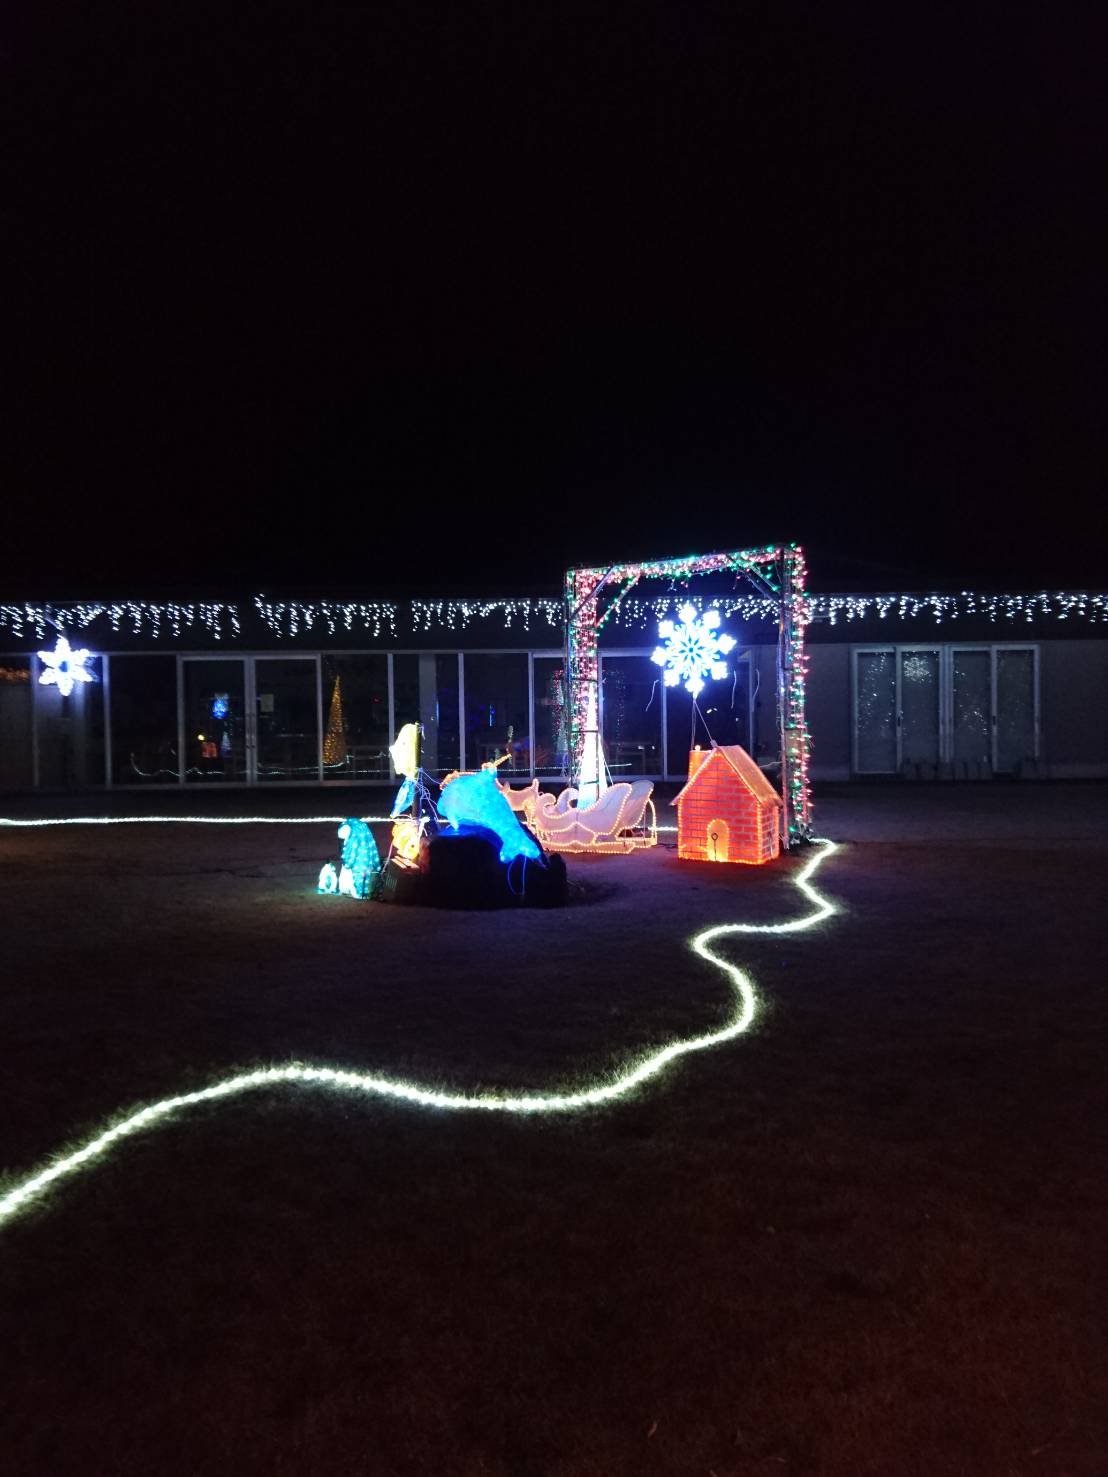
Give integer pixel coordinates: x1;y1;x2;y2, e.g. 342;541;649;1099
6;6;1104;600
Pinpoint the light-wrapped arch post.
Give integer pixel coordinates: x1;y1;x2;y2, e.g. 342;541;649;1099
563;545;811;845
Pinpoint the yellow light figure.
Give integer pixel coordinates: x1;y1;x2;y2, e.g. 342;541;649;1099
389;722;420;780
391;816;423;868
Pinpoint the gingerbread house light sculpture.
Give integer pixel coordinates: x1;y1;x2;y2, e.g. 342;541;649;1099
672;744;784;864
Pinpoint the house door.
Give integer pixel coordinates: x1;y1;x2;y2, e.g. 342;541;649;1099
853;647;942;774
994;648;1037;774
853;649;897;772
183;658;248;783
182;657;322;783
855;645;1040;777
898;647;942;772
949;648;992;771
706;818;729;862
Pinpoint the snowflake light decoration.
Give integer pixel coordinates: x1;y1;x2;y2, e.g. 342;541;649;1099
651;604;736;698
37;635;94;698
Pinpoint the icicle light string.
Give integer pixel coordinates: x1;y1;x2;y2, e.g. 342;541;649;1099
4;593;1103;646
0;841;840;1230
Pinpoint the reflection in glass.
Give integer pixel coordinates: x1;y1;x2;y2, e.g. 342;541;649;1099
855;651;897;772
463;654;529;774
602;655;662;776
391;654;459;778
900;650;940;766
110;655;179;783
533;657;568;776
321;655;390;780
254;659;319;782
184;661;247;782
952;650;991;767
664;658;751;776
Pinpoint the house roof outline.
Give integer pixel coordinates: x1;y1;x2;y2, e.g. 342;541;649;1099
671;744;783;810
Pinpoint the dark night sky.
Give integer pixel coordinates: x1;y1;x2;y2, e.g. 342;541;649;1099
4;5;1105;599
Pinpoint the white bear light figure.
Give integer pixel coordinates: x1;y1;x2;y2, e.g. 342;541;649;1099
651;603;736;697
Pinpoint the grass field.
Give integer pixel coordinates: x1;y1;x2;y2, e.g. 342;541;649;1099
1;788;1105;1476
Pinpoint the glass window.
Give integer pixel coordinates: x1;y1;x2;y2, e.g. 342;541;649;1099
601;655;662;776
0;657;33;788
463;654;530;775
254;658;319;782
321;654;390;780
391;654;459;779
533;656;569;777
109;654;180;784
664;659;752;779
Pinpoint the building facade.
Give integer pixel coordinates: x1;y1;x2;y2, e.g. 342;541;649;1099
1;589;1105;791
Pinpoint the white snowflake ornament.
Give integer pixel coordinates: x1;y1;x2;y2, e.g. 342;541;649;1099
651;605;736;697
37;635;94;698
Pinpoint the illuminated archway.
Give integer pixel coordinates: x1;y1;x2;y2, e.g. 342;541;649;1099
564;544;811;844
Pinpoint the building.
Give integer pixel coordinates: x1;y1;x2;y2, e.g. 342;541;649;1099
673;745;783;863
1;587;1106;792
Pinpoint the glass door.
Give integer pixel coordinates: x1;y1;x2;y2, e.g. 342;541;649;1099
182;657;321;783
854;647;941;774
899;647;941;770
183;658;248;783
950;648;991;772
253;657;321;783
995;647;1037;774
949;646;1039;775
853;648;897;772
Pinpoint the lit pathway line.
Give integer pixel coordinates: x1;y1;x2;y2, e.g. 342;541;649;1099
0;841;839;1231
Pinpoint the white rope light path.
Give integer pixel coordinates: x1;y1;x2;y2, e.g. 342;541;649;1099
0;817;682;833
0;841;840;1231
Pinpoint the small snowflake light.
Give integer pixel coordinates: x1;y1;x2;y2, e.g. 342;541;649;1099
37;635;94;698
651;603;736;698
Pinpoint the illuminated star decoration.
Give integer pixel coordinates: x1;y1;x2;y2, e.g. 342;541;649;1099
37;635;94;698
651;604;736;698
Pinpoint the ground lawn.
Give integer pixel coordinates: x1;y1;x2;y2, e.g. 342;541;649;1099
1;788;1105;1476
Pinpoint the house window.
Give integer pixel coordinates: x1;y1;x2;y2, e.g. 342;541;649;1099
321;655;390;780
600;654;662;777
462;654;530;775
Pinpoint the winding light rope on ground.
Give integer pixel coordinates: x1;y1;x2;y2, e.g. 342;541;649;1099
0;840;839;1231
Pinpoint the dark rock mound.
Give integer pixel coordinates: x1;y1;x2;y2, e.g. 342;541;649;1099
418;825;567;909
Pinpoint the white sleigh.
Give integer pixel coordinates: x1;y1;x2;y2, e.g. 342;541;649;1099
528;778;657;854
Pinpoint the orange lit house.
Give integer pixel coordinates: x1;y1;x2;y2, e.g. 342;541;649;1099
672;744;783;864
